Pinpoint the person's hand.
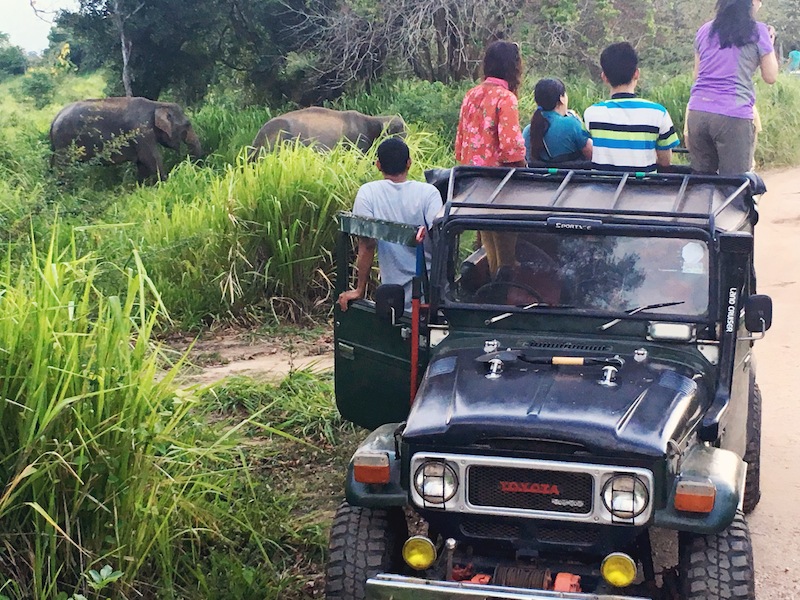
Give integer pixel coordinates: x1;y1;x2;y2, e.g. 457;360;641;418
567;108;583;123
338;288;364;311
416;226;426;243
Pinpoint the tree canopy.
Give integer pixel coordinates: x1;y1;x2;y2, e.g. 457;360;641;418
0;32;27;80
47;0;798;106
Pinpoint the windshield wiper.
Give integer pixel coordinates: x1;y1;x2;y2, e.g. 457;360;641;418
599;301;686;331
485;303;575;325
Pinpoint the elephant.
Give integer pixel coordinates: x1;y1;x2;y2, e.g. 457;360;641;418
50;97;202;182
249;107;406;159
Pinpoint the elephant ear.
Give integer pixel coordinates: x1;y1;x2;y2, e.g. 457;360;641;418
154;107;173;138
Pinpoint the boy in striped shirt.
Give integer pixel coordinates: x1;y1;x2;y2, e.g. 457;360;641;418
584;42;680;172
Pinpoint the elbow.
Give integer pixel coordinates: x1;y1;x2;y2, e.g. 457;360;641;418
762;72;778;84
582;139;594;161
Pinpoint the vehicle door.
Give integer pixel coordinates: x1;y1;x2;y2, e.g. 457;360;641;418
334;213;427;430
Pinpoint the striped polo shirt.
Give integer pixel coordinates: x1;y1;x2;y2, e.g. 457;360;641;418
583;93;680;172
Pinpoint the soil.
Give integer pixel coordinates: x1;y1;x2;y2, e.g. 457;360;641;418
747;167;800;598
172;326;335;386
177;167;800;597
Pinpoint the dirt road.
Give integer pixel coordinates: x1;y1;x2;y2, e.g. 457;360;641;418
749;168;800;598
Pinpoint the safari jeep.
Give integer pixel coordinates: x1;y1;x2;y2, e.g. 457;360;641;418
326;166;771;600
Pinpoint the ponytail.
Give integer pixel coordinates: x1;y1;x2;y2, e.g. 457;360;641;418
529;109;549;160
529;78;566;160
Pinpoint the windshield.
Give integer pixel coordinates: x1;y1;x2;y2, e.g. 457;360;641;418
446;227;710;317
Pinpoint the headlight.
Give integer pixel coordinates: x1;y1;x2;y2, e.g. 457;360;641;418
414;461;458;504
602;475;649;519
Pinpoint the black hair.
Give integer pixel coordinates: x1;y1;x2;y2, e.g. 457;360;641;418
377;137;410;175
600;42;638;87
529;78;566;160
483;40;523;95
712;0;758;48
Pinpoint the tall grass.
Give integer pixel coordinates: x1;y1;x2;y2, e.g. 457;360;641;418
754;76;800;167
93;132;450;327
1;70;799;328
0;228;234;598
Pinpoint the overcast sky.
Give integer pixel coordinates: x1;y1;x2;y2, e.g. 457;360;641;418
5;0;79;52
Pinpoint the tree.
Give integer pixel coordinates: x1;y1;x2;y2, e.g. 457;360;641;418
56;0;227;101
0;33;27;80
279;0;526;101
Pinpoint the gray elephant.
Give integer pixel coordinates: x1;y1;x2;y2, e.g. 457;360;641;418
250;107;406;158
50;97;202;182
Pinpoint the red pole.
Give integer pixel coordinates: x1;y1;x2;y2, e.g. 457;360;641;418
410;277;421;404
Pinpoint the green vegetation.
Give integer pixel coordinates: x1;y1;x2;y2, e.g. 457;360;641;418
0;58;800;597
0;228;354;598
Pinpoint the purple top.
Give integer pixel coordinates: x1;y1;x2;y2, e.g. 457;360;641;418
688;21;774;119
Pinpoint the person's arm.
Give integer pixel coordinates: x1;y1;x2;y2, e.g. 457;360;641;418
497;94;527;167
337;237;377;311
759;25;779;84
656;109;680;168
760;52;779;84
581;138;593;161
693;53;700;80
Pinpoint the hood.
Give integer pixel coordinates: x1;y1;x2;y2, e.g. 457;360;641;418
403;346;707;458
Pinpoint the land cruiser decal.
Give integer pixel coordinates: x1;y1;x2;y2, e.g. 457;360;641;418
726;287;738;333
551;498;586;508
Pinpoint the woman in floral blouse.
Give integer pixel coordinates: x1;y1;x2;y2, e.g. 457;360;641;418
455;40;527;278
455;40;527;168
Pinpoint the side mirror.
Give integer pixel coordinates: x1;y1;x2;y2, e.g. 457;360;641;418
375;284;405;325
744;294;772;334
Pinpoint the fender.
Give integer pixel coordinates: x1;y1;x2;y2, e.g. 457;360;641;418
345;423;407;508
654;445;745;534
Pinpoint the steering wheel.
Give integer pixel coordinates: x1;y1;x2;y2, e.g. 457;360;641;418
472;280;546;304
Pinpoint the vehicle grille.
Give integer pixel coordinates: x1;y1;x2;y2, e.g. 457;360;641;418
460;518;521;540
536;526;599;546
468;466;592;514
524;340;612;352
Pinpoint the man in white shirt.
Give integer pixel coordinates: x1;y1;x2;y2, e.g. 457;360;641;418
337;138;443;312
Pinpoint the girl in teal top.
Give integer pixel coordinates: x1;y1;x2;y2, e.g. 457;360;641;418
522;78;593;164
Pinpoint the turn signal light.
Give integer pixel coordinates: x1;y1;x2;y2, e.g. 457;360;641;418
353;453;390;484
674;479;716;513
600;553;637;588
402;536;437;570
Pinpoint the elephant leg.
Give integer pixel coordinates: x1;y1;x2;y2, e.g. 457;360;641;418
136;145;166;182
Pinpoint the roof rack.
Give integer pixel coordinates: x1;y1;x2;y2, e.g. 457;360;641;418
440;166;759;235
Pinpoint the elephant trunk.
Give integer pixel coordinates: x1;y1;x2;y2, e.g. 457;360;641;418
185;128;203;158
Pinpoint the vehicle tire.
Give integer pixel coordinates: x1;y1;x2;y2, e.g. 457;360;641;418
324;502;408;600
678;510;754;600
742;378;762;513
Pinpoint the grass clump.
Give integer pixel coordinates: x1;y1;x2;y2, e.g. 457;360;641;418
0;228;235;599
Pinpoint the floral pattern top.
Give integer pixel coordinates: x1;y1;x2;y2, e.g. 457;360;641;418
455;77;526;166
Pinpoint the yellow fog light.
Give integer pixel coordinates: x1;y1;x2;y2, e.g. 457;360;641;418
402;536;437;571
600;552;637;587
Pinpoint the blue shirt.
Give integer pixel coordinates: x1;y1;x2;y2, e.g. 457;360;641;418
789;50;800;71
522;110;590;163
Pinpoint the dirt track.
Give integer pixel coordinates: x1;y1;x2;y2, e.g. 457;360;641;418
749;168;800;598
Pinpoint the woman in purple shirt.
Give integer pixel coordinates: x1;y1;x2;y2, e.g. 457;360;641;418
686;0;778;174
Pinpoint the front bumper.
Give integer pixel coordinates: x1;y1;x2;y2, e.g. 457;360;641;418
367;574;652;600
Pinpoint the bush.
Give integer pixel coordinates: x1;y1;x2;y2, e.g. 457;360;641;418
18;69;57;109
